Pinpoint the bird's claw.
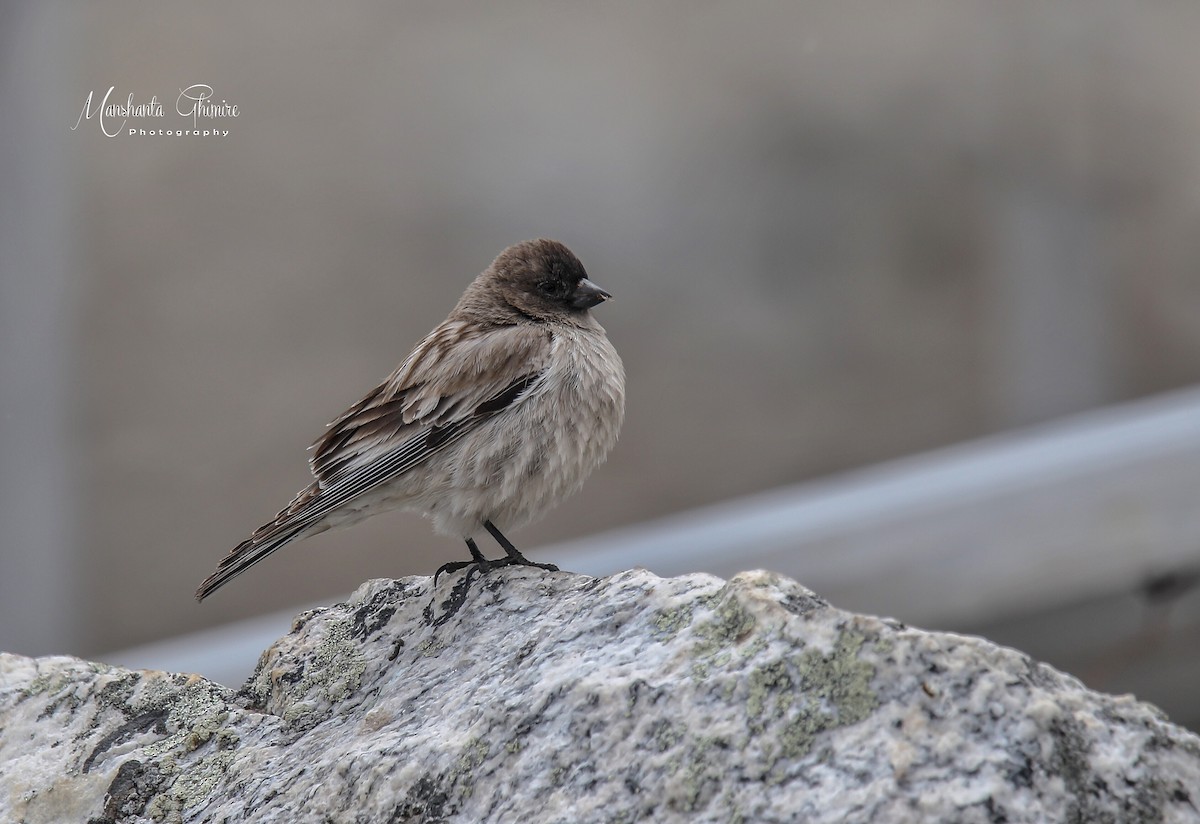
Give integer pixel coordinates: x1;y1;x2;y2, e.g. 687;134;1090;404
433;556;559;586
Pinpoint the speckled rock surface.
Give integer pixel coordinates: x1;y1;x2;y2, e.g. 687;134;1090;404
2;568;1199;823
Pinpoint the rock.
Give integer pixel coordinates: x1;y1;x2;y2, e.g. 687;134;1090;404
2;568;1199;823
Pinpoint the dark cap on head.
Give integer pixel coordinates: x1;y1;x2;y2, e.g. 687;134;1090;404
463;239;611;324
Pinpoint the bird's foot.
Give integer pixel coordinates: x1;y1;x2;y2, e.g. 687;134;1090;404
481;521;558;572
492;546;556;573
433;560;477;585
432;557;518;587
512;558;559;572
433;555;559;586
491;550;560;573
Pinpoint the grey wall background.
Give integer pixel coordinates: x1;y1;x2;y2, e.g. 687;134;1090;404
4;3;1200;694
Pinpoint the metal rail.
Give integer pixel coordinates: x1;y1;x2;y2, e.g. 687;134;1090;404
104;385;1200;694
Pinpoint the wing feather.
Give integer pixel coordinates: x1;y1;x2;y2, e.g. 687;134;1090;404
195;321;553;600
310;321;552;484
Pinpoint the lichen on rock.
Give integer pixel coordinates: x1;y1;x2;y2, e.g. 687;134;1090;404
2;567;1198;823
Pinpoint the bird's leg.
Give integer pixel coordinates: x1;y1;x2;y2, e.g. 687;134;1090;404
433;538;491;584
465;537;488;563
483;521;559;572
436;527;558;583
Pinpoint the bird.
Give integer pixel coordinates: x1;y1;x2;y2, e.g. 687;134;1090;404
195;239;625;601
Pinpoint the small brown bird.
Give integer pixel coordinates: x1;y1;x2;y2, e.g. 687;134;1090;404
196;239;624;600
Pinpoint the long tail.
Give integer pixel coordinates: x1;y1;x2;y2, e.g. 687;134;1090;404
195;483;323;601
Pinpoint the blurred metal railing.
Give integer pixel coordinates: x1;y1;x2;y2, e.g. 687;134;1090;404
104;385;1200;691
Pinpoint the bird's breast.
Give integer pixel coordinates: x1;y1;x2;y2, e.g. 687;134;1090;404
469;328;622;499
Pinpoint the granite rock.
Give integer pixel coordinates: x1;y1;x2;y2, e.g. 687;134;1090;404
2;568;1199;823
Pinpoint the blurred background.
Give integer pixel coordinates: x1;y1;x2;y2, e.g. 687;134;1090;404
3;2;1200;729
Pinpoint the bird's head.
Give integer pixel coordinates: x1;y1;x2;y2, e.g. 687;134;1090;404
464;239;611;325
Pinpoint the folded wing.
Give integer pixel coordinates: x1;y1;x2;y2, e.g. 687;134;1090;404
195;321;553;600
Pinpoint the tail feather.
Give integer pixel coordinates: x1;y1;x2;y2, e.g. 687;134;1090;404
195;484;323;601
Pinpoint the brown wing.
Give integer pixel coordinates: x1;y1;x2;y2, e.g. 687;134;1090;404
195;321;553;600
309;320;553;485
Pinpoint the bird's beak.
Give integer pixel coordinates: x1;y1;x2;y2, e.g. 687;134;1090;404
570;278;612;310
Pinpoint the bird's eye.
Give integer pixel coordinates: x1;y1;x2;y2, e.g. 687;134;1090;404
537;280;563;297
